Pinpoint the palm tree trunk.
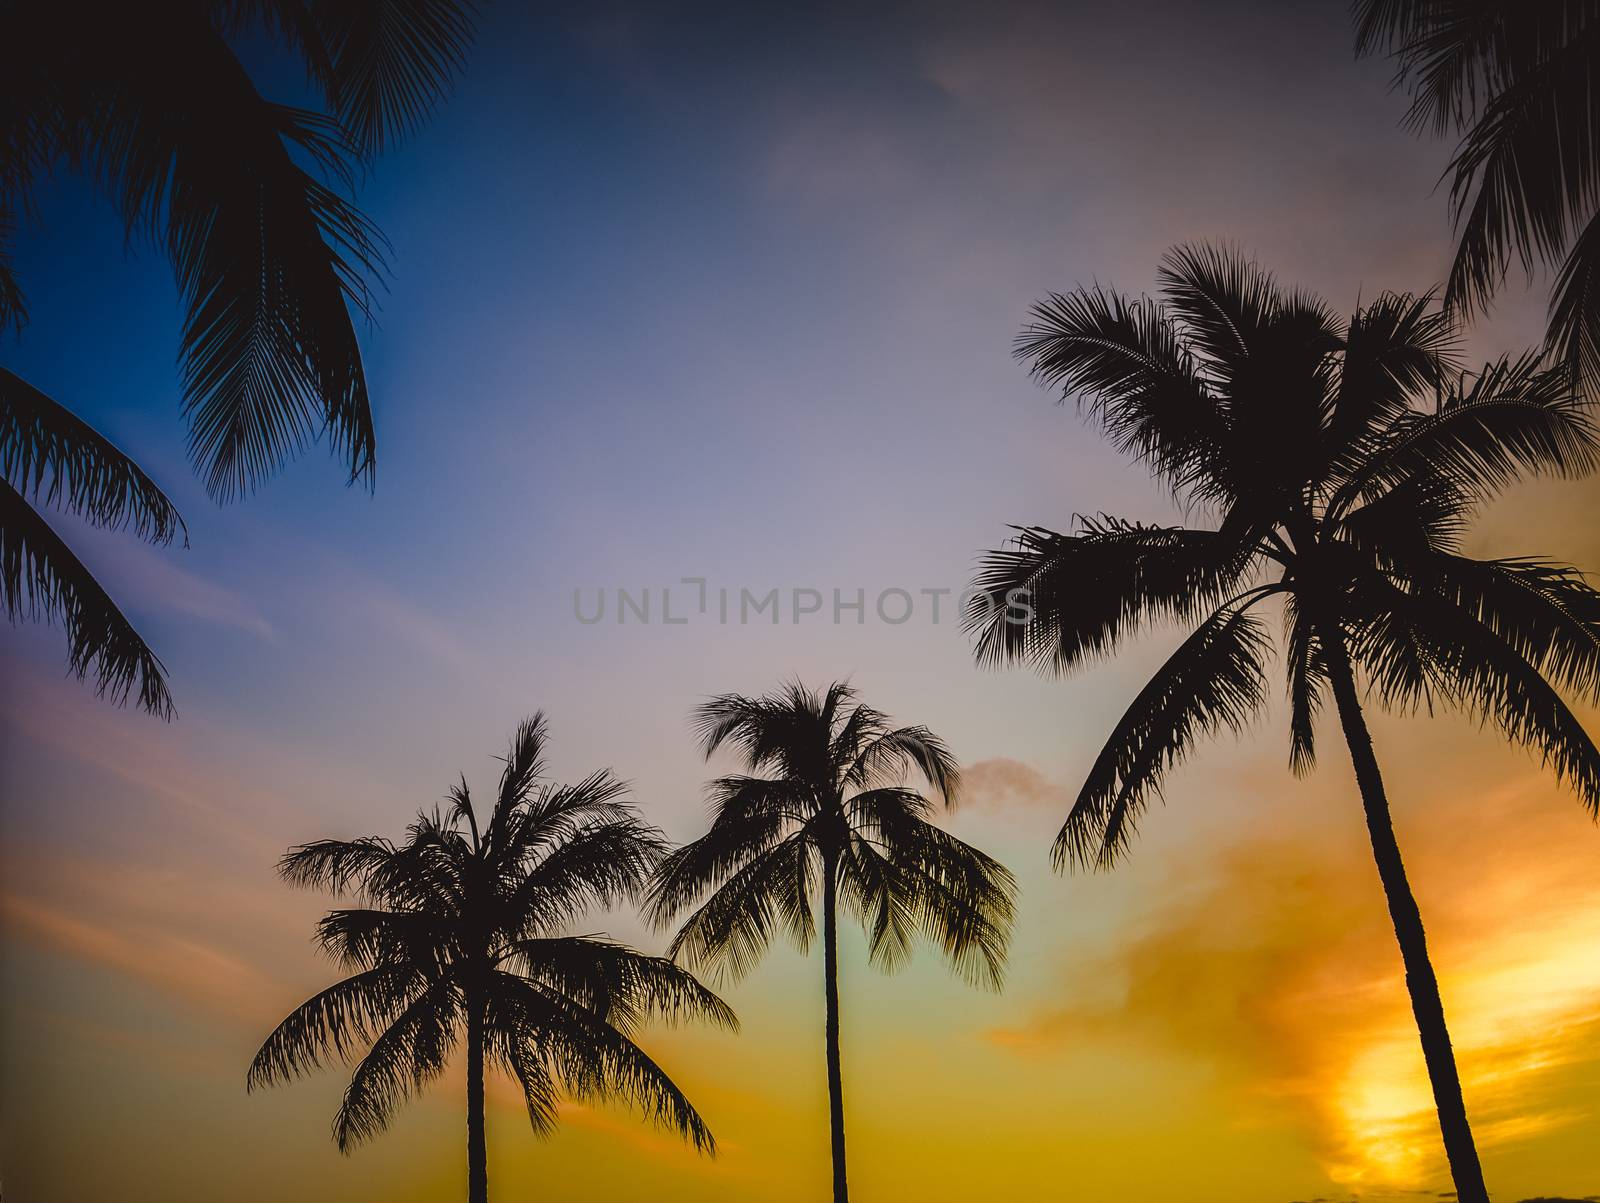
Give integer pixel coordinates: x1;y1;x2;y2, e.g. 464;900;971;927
1323;631;1490;1202
466;989;488;1203
821;855;849;1203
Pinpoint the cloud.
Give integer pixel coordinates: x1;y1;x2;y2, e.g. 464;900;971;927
0;888;284;1025
986;761;1600;1191
0;661;284;852
961;757;1071;812
74;522;277;642
269;534;480;676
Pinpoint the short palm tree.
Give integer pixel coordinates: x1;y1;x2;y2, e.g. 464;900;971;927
1356;1;1600;390
2;1;475;709
250;715;734;1203
646;681;1016;1203
968;245;1600;1203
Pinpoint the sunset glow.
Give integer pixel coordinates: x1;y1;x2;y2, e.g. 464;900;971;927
3;3;1598;1202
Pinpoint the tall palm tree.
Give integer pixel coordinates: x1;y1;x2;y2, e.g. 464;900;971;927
968;244;1600;1203
1;1;476;710
250;715;734;1203
645;681;1016;1203
1356;1;1600;391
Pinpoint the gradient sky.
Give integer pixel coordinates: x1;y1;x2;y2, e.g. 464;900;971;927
2;2;1598;1200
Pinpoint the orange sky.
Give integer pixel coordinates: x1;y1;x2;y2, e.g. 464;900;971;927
5;553;1599;1202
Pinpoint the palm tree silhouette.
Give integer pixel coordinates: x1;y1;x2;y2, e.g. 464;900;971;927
646;681;1016;1203
1;1;475;709
1356;2;1600;391
250;715;734;1203
968;245;1600;1203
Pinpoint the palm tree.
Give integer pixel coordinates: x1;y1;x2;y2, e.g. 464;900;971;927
968;244;1600;1203
1356;1;1600;391
250;715;734;1203
646;681;1016;1203
1;1;476;710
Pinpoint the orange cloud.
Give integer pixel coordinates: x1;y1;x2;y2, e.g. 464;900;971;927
961;757;1072;812
986;764;1600;1192
0;890;283;1024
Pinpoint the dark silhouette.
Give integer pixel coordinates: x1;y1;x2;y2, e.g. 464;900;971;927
646;681;1016;1203
1;375;184;715
1357;1;1600;391
1;1;476;710
969;245;1600;1203
250;715;733;1203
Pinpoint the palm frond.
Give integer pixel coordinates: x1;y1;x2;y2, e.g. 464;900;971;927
826;699;887;773
844;785;937;831
333;978;459;1150
968;518;1259;673
844;797;1016;988
248;964;424;1089
1357;0;1600;377
1156;242;1289;376
306;0;478;156
1014;284;1226;496
315;908;451;972
493;712;549;823
1283;595;1326;776
1;368;186;543
491;971;717;1154
1359;580;1600;812
501;809;664;939
483;1017;562;1137
1547;205;1600;392
279;836;404;896
1355;0;1558;134
8;0;479;509
664;834;816;982
1332;468;1470;563
495;769;642;873
0;6;62;336
643;784;798;929
81;10;384;499
843;725;961;803
1404;553;1600;703
446;776;479;851
693;690;811;777
0;479;173;717
1059;599;1273;871
837;835;920;974
1326;290;1455;454
168;108;384;500
1330;353;1598;517
503;937;737;1036
1441;23;1600;316
0;203;28;335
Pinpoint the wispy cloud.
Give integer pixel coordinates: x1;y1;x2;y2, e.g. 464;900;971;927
0;888;284;1025
73;521;278;642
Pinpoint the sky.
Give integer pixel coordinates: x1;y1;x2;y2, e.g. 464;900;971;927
2;1;1598;1200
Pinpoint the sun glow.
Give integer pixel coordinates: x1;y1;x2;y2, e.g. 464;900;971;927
986;763;1600;1195
1305;844;1600;1188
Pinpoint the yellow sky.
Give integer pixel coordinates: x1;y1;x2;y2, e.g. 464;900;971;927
4;611;1598;1202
